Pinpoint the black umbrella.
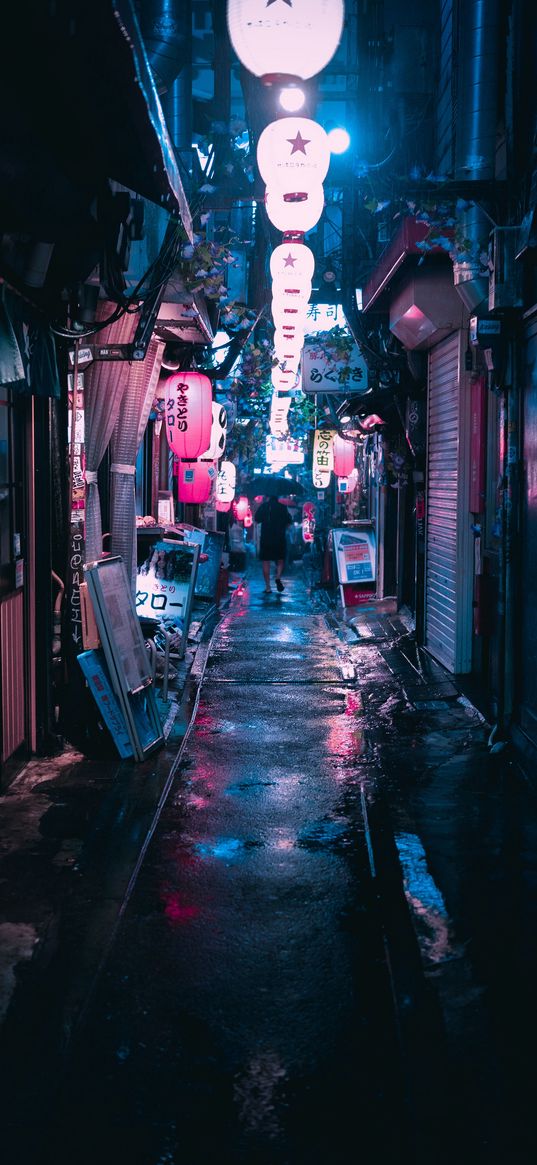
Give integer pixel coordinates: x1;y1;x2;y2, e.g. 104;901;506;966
244;474;305;498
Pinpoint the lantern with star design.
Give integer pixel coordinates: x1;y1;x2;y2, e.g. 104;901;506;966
226;0;344;83
265;184;324;233
257;118;330;195
270;242;315;284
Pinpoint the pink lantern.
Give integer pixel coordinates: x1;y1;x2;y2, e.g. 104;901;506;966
270;242;315;284
235;495;249;521
177;458;216;504
265;185;324;234
226;0;344;82
257;118;330;195
338;468;359;494
333;435;356;477
216;499;233;513
244;506;253;529
164;372;213;460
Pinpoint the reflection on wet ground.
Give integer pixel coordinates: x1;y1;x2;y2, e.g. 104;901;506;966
3;569;536;1164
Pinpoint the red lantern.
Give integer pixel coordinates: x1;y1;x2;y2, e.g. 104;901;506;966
244;506;253;529
177;459;216;503
164;372;212;460
235;495;249;521
333;435;355;477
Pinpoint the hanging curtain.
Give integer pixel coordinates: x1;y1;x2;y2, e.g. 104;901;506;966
110;337;164;593
84;302;138;563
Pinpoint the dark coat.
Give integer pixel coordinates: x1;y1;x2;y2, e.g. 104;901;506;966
255;498;292;561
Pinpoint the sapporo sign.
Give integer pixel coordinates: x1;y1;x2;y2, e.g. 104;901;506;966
302;338;369;395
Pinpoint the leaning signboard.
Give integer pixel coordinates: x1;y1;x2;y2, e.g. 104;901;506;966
302;338;369;395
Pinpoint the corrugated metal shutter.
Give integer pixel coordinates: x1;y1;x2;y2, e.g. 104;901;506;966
1;590;26;762
425;332;472;673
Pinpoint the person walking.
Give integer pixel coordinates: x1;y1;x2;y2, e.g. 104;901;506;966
254;495;292;593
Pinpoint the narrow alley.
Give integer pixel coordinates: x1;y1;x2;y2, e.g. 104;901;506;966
2;569;536;1164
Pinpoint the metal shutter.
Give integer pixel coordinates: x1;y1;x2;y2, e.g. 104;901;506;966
425;332;472;673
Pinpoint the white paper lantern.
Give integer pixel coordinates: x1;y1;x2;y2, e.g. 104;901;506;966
272;305;309;338
216;460;236;503
270;242;315;284
269;393;291;437
273;329;304;363
271;283;310;314
206;401;228;460
257;118;330;195
226;0;344;82
312;428;335;489
265;184;324;233
271;366;296;393
273;328;303;355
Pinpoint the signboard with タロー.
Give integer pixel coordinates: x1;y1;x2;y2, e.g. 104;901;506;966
302;339;369;395
136;540;199;623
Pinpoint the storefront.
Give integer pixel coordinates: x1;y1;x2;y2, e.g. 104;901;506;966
424;330;474;673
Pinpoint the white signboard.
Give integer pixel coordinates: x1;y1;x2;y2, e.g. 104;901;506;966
333;528;376;584
302;339;369;395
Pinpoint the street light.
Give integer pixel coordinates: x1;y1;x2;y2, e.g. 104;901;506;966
327;127;351;154
279;87;306;113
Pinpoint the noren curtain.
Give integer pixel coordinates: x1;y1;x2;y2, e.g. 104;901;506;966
110;337;164;593
83;302;138;563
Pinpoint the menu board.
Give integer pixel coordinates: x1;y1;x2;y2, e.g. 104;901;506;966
84;556;164;761
332;527;376;583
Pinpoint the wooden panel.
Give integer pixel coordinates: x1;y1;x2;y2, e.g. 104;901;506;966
1;590;25;761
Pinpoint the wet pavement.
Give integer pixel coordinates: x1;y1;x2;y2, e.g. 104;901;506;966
1;569;537;1163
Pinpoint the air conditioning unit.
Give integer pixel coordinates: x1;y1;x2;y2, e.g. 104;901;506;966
488;227;523;312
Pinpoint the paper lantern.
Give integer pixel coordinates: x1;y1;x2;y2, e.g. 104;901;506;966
302;517;315;543
257;118;330;194
244;506;253;529
270;242;315;284
216;499;232;513
273;329;303;364
312;428;335;489
338;469;359;494
271;299;309;333
177;459;216;504
265;184;324;234
235;495;249;521
271;283;310;313
216;460;236;503
333;435;356;477
206;401;228;460
270;393;291;437
164;372;212;460
226;0;344;82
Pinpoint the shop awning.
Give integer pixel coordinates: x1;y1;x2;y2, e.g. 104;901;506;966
0;0;192;240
